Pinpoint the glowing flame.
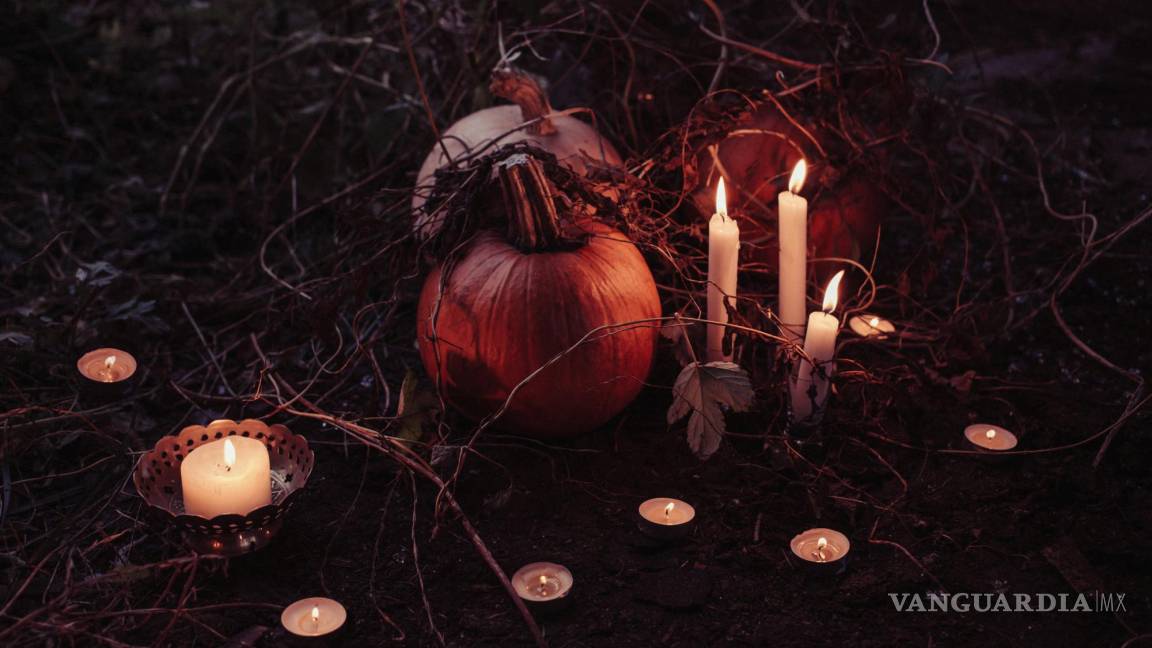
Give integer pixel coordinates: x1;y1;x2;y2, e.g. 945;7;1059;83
664;502;675;519
311;605;320;624
223;438;236;468
104;355;116;371
816;536;828;551
788;159;807;194
539;574;548;586
715;177;728;221
821;270;845;313
985;429;997;440
869;317;880;328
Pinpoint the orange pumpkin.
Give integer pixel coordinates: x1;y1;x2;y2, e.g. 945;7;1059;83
413;67;622;238
689;104;885;282
417;156;660;438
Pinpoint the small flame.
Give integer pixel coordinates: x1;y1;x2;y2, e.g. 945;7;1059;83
788;159;807;194
869;317;880;328
223;438;236;468
664;502;675;519
715;177;728;221
104;355;117;371
539;574;548;586
816;536;828;550
821;270;845;313
311;605;320;623
985;428;997;440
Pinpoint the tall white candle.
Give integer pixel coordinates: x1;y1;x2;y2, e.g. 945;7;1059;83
180;436;271;518
790;270;844;422
707;178;739;362
778;160;808;346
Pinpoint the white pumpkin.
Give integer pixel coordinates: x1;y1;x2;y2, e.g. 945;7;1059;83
411;67;622;237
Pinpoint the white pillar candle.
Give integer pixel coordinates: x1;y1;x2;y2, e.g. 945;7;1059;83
778;160;808;346
790;270;844;422
707;178;740;362
180;436;271;518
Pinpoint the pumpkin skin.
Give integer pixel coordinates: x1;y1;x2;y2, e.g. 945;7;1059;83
412;71;622;238
417;221;660;438
690;105;885;282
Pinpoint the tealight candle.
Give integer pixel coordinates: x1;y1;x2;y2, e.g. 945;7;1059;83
281;597;346;639
778;160;808;346
964;424;1018;451
707;178;740;362
180;436;271;518
790;527;850;576
637;497;697;540
76;347;138;397
848;315;895;338
790;270;845;424
512;562;573;608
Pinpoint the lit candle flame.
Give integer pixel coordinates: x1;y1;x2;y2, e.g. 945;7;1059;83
869;317;880;328
715;177;728;221
814;535;829;562
223;438;236;468
985;428;997;440
664;501;675;520
100;355;118;382
788;159;807;194
821;270;845;313
537;573;553;596
311;605;320;624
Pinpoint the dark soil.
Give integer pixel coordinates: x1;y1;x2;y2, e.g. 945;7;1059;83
2;2;1151;647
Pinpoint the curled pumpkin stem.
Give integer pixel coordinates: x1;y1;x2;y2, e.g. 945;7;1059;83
499;154;562;251
490;66;557;136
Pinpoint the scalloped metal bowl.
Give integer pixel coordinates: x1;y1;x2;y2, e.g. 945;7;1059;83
133;419;313;556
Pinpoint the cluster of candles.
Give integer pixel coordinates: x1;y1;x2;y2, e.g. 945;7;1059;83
705;160;903;423
78;170;1022;631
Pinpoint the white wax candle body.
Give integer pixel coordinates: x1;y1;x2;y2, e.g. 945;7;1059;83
180;437;271;518
963;424;1018;451
790;310;839;422
638;497;696;526
789;528;851;564
281;597;347;637
706;213;740;362
513;562;574;602
777;190;808;346
848;315;896;338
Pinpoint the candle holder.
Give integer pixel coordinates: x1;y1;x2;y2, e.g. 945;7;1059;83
512;562;574;613
789;528;850;577
637;497;697;542
280;597;347;646
133;419;313;557
76;347;138;401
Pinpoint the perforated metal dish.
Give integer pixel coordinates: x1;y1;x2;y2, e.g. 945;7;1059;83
133;419;313;556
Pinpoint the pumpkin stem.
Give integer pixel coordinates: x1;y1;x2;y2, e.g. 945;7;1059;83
490;66;557;136
498;154;571;252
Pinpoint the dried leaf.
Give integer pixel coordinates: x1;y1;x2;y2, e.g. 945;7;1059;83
395;369;438;443
668;361;754;460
